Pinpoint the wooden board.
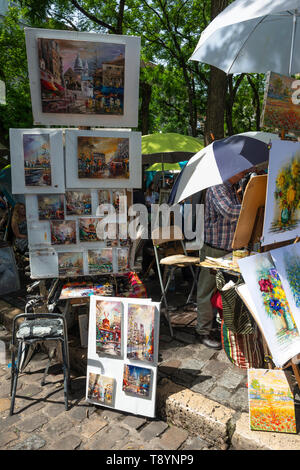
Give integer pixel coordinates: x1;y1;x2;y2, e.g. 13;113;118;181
232;175;267;250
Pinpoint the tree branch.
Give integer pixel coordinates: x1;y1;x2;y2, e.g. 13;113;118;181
69;0;118;33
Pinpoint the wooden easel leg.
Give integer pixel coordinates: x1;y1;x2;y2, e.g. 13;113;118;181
291;363;300;390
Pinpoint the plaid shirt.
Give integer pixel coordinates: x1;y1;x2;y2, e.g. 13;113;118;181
204;182;241;251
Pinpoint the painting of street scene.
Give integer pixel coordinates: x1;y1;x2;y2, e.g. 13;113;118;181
88;248;113;274
98;189;111;206
66;190;91;215
127;303;155;363
117;247;129;272
38;195;64;220
38;37;125;115
96;300;122;357
79;217;104;242
51;220;77;245
58;252;84;277
248;369;296;433
87;372;115;406
77;136;129;179
262;72;300;132
112;189;126;212
23;133;51;186
123;364;151;398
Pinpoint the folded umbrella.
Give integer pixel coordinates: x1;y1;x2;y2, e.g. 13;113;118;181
172;132;279;204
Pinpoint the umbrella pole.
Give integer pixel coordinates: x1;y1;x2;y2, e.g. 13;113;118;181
289;10;298;76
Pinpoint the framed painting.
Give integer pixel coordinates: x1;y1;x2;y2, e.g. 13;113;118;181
248;369;296;433
261;71;300;132
238;252;300;367
127;303;155;363
10;128;65;195
25;27;141;127
65;129;141;189
38;194;64;220
262;140;300;246
0;245;20;296
86;296;160;417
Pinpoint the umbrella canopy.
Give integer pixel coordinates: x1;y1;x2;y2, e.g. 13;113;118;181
172;132;280;204
145;162;187;172
142;133;203;164
190;0;300;75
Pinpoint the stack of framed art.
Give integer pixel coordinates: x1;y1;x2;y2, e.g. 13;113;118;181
86;296;160;417
10;27;142;280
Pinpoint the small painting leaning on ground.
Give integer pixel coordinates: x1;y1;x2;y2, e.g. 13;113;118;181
23;133;51;187
38;38;125;115
248;369;296;433
262;140;300;246
261;71;300;132
77;136;129;179
87;372;115;407
95;300;122;357
127;303;155;363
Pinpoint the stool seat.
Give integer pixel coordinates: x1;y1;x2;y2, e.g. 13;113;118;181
16;319;64;340
160;254;200;266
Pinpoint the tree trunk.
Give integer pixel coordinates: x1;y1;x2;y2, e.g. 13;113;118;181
204;0;229;145
140;81;152;135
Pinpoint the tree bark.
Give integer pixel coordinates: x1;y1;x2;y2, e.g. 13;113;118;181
140;81;152;135
204;0;229;145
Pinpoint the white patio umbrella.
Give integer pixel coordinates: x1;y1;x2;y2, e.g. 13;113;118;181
190;0;300;76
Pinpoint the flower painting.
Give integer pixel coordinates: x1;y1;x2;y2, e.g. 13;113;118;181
238;252;300;367
248;369;296;433
262;141;300;246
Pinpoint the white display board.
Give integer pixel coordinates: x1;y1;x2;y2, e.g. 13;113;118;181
25;28;141;128
65;129;141;189
86;296;160;418
10;128;65;195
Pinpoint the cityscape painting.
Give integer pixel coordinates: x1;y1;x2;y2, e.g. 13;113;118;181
66;190;91;215
79;217;104;242
77;136;129;179
96;300;122;357
51;220;77;245
87;373;115;407
37;37;125;115
123;364;151;398
127;303;155;363
88;248;113;274
58;252;84;277
23;134;51;187
38;194;64;220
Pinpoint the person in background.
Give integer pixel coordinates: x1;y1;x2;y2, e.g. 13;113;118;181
11;202;28;254
145;182;159;210
195;171;247;349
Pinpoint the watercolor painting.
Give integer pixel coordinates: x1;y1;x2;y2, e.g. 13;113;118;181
77;136;129;179
261;72;300;132
38;37;125;115
122;364;151;398
262;141;300;246
95;300;122;357
66;190;91;215
50;220;76;245
88;248;113;274
79;217;104;242
37;195;64;220
248;369;296;433
58;252;83;276
87;372;115;406
127;303;155;363
23;134;51;186
238;252;300;367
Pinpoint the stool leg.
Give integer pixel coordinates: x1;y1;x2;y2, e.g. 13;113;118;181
10;342;23;416
61;340;69;411
41;347;56;386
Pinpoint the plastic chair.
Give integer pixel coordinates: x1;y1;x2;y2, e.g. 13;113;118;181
151;225;199;336
9;312;70;415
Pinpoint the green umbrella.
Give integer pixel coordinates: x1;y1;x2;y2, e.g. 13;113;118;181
146;162;182;172
142;133;203;164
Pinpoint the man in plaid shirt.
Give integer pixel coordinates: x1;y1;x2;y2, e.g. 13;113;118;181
196;174;243;349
